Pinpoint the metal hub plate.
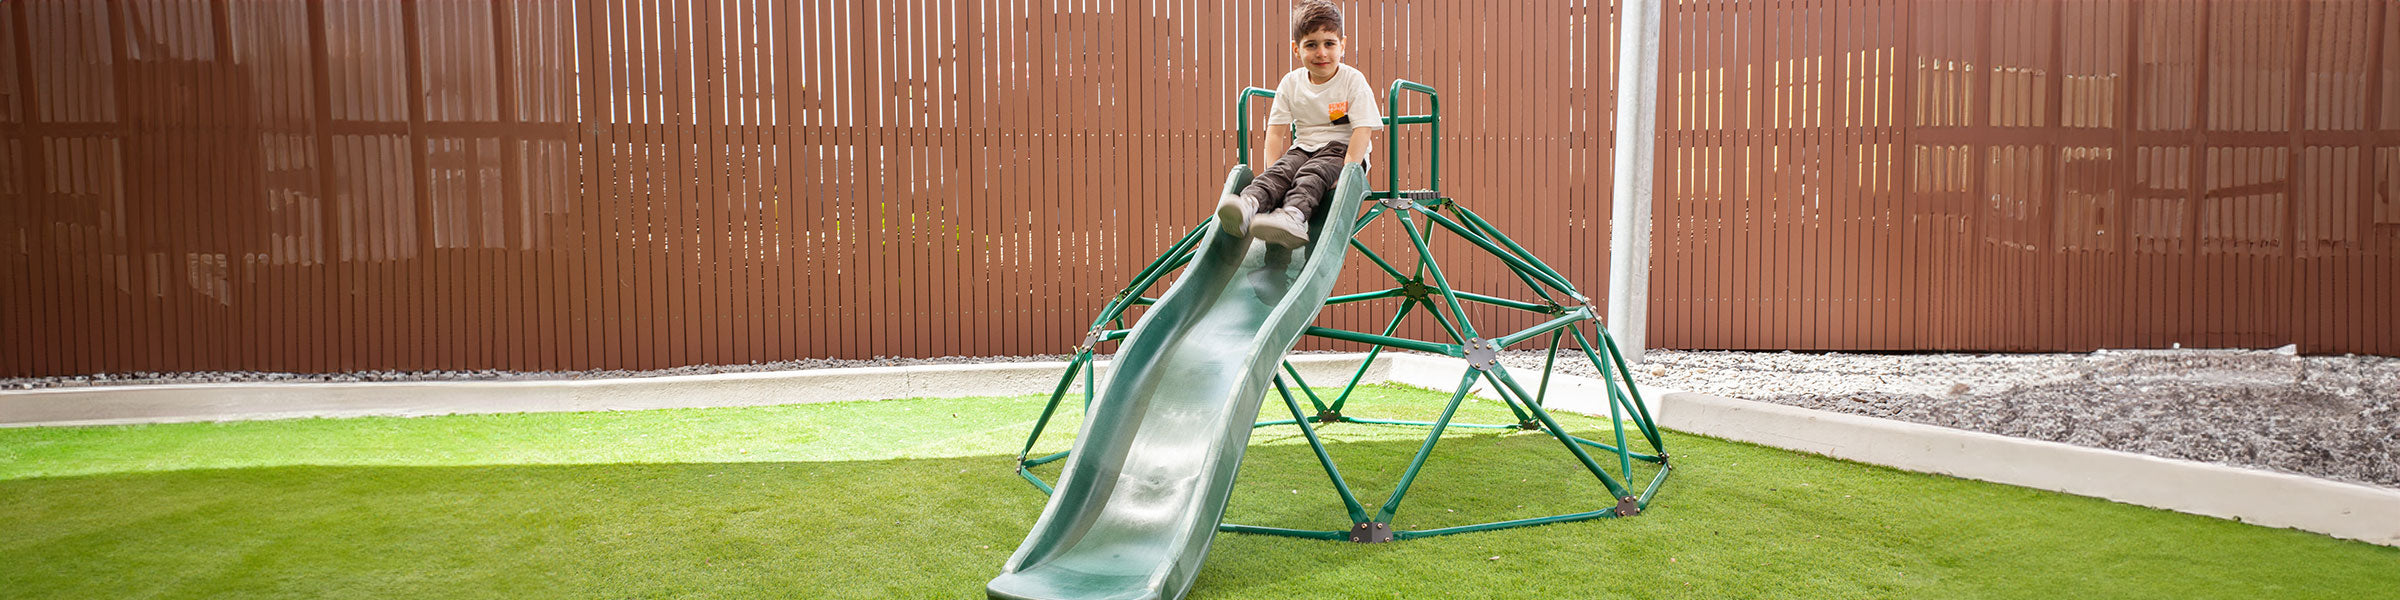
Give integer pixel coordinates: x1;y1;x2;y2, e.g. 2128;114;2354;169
1464;337;1500;371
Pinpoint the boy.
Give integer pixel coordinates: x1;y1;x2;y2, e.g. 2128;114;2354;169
1216;0;1382;248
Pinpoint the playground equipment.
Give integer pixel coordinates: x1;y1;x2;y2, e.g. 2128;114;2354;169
988;82;1670;600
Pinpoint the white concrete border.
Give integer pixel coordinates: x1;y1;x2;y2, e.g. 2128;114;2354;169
1650;389;2400;547
4;350;2393;547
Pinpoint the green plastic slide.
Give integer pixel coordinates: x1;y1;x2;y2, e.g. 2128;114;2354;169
987;163;1369;600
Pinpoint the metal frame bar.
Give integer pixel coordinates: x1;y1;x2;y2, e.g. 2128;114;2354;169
1328;298;1420;414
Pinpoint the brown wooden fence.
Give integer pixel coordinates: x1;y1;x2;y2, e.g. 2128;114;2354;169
2;0;2394;377
1655;0;2400;355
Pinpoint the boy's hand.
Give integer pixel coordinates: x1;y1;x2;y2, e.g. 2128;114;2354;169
1260;127;1291;173
1341;126;1375;169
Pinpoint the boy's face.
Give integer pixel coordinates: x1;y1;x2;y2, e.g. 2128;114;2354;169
1292;29;1344;82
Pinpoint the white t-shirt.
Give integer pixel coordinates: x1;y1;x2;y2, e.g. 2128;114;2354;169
1267;64;1383;163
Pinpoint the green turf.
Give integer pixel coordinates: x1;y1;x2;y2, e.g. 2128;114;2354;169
1;383;2393;599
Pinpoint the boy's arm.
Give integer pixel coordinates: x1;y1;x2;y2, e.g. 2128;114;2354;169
1340;126;1374;168
1258;126;1291;173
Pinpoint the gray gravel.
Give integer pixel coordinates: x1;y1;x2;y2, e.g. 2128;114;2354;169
1500;347;2400;490
8;347;2392;490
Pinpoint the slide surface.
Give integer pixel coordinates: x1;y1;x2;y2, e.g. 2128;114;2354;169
987;164;1368;600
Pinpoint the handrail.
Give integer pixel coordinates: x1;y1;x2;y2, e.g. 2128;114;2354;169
1235;87;1278;168
1384;79;1439;195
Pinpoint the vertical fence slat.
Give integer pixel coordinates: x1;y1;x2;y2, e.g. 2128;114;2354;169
620;0;646;369
2365;0;2391;356
773;0;795;362
740;0;761;365
4;1;28;375
575;0;601;369
834;0;857;360
665;0;691;368
634;0;660;369
698;0;724;367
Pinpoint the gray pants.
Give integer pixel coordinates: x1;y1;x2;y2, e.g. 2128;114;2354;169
1240;142;1351;220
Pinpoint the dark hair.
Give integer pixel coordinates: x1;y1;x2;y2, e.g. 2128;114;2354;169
1291;0;1343;41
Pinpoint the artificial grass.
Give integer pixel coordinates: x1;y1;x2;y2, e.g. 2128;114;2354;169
0;383;2392;599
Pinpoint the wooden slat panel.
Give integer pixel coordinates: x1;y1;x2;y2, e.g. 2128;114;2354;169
10;0;2400;379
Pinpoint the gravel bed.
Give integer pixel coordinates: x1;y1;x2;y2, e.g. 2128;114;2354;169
8;347;2392;490
1499;347;2400;490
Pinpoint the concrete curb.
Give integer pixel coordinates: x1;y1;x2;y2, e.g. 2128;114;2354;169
1652;389;2400;548
0;354;1385;428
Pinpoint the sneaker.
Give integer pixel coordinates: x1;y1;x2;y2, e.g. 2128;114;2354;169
1215;194;1256;237
1250;206;1311;248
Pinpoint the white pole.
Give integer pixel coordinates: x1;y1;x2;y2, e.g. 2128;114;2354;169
1607;0;1661;364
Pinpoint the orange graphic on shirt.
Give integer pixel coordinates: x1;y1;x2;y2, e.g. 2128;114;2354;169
1327;101;1349;122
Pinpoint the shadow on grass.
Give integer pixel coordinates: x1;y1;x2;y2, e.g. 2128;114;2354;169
5;430;2396;600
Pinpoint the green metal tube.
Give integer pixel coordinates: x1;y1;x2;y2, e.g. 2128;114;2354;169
1472;367;1539;431
1564;434;1665;462
1453;204;1578;296
1340;416;1527;431
1019;468;1056;495
1597;329;1663;446
1604;354;1632;479
1348;237;1411;283
1303;325;1461;356
1451;289;1557;313
1640;464;1674;509
1487;366;1632;498
1383;79;1440;193
1415;209;1580;299
1118;221;1208;297
1492;308;1593;348
1331;298;1420;413
1016;351;1091;461
1235;87;1276;165
1397;212;1479;340
1217;524;1348;540
1536;329;1564;407
1083;348;1097;410
1443;209;1562;304
1279;362;1330;415
1159;251;1197;276
1025;450;1071;467
1326;287;1410;306
1415;293;1471;346
1274;376;1369;523
1572;327;1662;452
1392;508;1621;540
1251;419;1302;428
1351;201;1387;232
1508;269;1563;306
1091;221;1210;329
1372;370;1482;524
